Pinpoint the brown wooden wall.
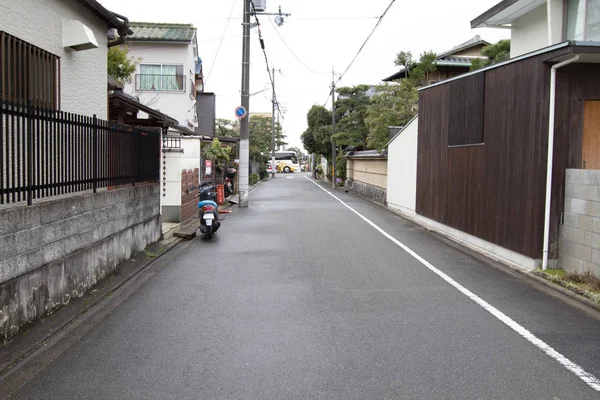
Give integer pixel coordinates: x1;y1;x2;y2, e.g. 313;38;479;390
416;46;600;259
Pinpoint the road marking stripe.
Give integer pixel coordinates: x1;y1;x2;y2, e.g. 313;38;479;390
305;176;600;392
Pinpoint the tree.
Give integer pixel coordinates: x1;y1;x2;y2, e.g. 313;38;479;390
301;105;332;158
333;85;371;149
216;118;238;137
203;138;231;171
470;40;511;71
409;51;437;85
107;46;140;87
248;115;285;163
392;50;437;86
365;79;418;150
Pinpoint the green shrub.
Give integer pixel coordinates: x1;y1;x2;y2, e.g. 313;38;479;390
249;174;259;185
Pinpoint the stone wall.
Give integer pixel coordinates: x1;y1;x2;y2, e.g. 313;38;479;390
346;180;387;205
0;184;161;341
559;170;600;277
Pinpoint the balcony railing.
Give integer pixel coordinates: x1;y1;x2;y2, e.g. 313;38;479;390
135;74;185;92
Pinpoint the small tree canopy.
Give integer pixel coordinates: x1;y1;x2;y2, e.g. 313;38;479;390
108;46;140;87
470;40;511;71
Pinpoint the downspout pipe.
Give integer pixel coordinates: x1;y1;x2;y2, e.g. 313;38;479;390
542;54;579;270
107;11;132;48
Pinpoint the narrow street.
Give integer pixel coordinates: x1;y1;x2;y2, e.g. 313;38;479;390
4;174;600;399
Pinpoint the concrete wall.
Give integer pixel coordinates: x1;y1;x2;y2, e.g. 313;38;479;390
346;158;387;204
559;169;600;277
0;0;109;118
387;117;418;215
0;184;161;341
511;5;549;57
123;42;197;128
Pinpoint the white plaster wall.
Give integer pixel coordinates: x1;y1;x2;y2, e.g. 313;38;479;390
163;151;182;207
123;42;196;128
387;117;418;214
181;137;201;171
510;5;550;57
548;0;564;44
0;0;109;118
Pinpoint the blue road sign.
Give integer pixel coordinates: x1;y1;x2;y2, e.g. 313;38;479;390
235;106;247;119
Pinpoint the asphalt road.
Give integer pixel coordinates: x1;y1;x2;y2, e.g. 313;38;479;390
4;174;600;399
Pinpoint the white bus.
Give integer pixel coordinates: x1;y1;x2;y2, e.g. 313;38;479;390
267;151;300;173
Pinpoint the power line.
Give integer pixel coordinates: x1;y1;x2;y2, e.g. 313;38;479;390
249;0;284;121
335;0;396;85
205;0;238;84
321;0;396;107
266;17;329;75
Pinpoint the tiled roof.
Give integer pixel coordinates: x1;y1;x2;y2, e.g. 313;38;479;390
434;57;474;67
128;22;196;42
436;35;491;59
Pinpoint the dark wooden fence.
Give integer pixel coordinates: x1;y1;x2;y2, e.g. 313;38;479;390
1;100;161;205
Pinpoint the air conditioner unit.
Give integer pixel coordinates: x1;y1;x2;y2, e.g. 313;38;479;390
253;0;266;12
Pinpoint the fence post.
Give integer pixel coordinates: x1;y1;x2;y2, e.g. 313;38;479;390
27;101;33;206
93;114;98;193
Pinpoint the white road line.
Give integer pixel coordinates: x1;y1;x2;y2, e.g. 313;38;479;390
305;176;600;392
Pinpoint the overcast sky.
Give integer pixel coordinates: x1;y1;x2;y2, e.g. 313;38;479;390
98;0;509;149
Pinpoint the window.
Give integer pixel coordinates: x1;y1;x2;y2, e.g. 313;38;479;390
0;31;60;109
565;0;600;41
136;64;184;91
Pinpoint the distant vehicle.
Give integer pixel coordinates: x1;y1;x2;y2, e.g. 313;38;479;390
269;151;300;173
276;160;299;173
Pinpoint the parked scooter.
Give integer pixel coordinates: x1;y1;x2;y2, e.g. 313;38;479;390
224;167;237;198
197;182;220;239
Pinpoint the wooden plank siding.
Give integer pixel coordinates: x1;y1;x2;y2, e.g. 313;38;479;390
416;45;600;259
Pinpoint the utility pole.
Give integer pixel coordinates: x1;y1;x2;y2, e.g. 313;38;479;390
331;70;337;189
271;67;276;178
238;0;251;207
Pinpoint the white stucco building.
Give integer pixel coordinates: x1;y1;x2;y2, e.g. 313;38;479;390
119;23;205;224
0;0;131;118
122;22;201;131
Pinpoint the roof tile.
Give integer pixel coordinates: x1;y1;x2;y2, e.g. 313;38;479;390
128;22;196;42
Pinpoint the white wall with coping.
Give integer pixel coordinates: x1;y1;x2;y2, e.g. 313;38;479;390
387;117;418;214
0;0;109;118
123;42;197;128
559;169;600;277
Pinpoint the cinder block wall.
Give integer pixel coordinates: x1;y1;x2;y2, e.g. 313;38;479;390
560;170;600;277
0;184;161;341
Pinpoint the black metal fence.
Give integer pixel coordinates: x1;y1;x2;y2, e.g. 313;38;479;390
1;100;161;205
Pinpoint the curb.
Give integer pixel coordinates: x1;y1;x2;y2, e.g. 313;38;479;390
342;188;600;319
0;236;183;378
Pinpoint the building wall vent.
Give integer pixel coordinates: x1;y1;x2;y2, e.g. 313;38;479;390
63;20;99;51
